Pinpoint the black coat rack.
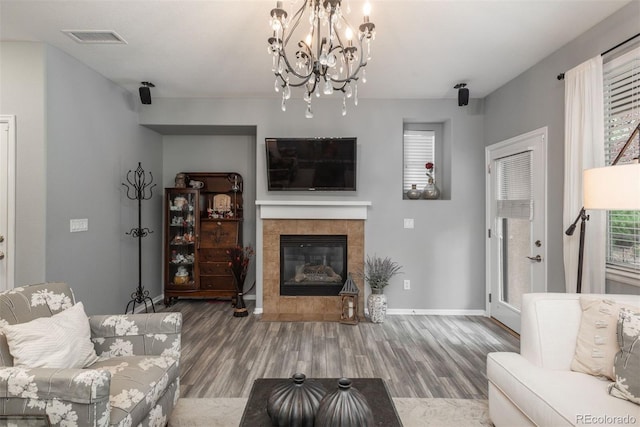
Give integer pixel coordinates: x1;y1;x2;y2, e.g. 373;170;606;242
123;162;156;314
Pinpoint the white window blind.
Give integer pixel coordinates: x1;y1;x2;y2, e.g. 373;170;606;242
496;151;533;219
403;130;434;192
603;46;640;272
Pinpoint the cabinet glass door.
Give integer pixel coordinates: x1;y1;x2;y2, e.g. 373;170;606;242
166;190;198;289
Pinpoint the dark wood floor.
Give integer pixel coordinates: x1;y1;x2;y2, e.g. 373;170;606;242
160;299;519;399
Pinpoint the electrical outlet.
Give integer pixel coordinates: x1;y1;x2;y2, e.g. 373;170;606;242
404;279;410;290
403;218;414;229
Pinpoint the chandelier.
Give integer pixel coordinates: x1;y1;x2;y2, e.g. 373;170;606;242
268;0;376;118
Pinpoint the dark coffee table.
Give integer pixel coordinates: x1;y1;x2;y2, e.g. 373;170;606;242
239;377;403;426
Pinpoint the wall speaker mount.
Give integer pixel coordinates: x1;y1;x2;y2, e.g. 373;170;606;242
454;83;469;106
139;82;155;105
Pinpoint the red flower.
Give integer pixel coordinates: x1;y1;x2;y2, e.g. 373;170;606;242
425;162;434;170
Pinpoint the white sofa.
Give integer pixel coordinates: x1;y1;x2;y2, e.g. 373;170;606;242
487;292;640;426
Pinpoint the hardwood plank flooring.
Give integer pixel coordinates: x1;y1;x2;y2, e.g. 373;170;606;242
160;299;519;399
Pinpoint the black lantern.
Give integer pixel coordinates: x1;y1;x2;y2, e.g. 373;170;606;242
339;274;359;325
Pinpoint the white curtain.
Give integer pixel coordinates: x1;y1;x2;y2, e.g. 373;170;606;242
563;56;606;294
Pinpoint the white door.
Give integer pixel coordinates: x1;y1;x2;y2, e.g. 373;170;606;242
0;116;16;291
486;127;547;333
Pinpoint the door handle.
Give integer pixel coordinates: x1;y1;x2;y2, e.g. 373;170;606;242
526;255;542;262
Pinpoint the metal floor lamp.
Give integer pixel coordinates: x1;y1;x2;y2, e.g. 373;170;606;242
565;123;640;293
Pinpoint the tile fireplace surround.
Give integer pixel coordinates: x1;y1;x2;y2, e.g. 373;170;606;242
257;201;371;321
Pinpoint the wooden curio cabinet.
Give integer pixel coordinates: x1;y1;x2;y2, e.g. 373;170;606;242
164;172;243;305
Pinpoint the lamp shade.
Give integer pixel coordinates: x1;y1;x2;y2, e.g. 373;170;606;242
583;163;640;210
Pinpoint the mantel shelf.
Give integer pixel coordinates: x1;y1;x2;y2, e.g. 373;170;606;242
256;200;372;220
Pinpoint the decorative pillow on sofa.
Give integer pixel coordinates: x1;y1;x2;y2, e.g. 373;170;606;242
571;297;636;380
1;301;99;368
609;308;640;405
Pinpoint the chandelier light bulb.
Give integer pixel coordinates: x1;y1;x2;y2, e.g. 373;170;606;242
363;2;371;18
345;27;353;41
305;33;312;47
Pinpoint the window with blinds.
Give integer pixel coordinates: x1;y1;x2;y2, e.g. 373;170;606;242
496;151;533;220
403;130;434;192
603;46;639;273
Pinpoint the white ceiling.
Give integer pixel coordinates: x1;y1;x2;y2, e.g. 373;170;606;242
0;0;631;101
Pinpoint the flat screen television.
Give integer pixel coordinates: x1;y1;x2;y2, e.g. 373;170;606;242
265;137;357;191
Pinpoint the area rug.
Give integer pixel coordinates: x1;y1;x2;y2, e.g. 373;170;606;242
168;397;492;426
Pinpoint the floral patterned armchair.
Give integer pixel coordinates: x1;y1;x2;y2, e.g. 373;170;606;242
0;282;182;427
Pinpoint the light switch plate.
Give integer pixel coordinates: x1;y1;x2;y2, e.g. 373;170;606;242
403;218;414;229
70;218;88;232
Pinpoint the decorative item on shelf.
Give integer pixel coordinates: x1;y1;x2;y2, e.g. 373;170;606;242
315;378;374;427
406;184;422;199
122;162;156;314
173;266;190;285
228;173;242;217
423;162;440;199
267;0;376;118
189;180;204;189
227;245;255;317
362;255;402;323
339;274;359;325
267;373;326;427
174;173;186;188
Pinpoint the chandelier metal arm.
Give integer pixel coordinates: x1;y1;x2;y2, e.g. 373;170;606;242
267;0;375;116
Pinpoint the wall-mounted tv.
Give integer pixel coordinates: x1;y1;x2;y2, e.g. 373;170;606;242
265;137;357;191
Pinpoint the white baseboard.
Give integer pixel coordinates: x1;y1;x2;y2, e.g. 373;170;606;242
384;308;487;316
151;294;485;317
131;294;165;314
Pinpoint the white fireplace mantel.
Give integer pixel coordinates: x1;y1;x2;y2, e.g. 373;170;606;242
256;200;372;220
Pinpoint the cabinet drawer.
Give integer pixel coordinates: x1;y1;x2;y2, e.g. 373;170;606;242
200;221;239;248
200;275;235;291
199;262;230;275
199;248;229;262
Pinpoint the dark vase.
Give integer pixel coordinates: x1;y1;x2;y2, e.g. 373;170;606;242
233;291;248;317
315;378;374;427
266;373;326;427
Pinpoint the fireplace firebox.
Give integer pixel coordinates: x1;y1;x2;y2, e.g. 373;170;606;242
280;235;347;296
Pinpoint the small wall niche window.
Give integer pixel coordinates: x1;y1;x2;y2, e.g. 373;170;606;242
403;122;449;199
603;46;639;281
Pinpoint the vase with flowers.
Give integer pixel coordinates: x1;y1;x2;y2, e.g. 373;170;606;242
423;162;440;199
363;255;402;323
227;245;254;317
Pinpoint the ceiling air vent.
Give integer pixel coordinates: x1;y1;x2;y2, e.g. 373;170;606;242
62;30;127;44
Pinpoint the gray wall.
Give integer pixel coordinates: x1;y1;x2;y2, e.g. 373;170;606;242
0;42;47;285
140;97;486;311
0;42;164;314
483;1;640;295
162;135;257;293
44;46;164;314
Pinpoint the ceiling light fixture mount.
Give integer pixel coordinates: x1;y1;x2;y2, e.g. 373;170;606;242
267;0;376;118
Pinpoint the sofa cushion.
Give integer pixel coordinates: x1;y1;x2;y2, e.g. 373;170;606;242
571;297;634;380
488;352;637;426
609;308;640;405
1;302;99;369
89;355;179;427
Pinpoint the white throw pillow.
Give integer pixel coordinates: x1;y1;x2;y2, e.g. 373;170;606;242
571;297;636;380
1;302;99;368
